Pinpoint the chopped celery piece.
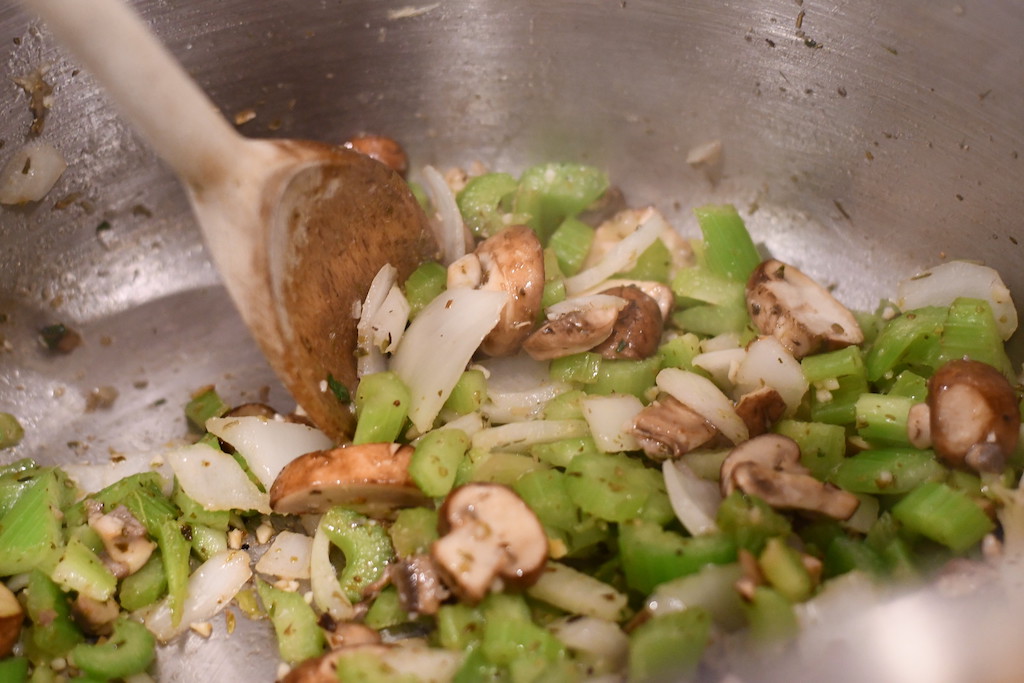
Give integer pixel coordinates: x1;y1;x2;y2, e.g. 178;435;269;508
513;163;609;242
885;370;929;402
442;370;487;416
694;204;761;283
24;570;84;657
855;393;914;446
550;352;602;385
460;451;547;486
403;261;447;318
189;523;228;561
388;507;439;558
531;435;599;468
802;345;865;383
173;484;231;531
617;236;672;283
334;650;421;683
119;552;167;611
716;491;791;555
409;428;470;497
514;469;580;531
892;481;994;553
408;180;429;213
565;453;653;522
584;356;661;399
865;306;946;381
51;536;117;602
628;608;712;682
657;332;702;371
773;420;846;482
671;265;746;307
548;216;595;276
0;460;42;519
480;594;565;665
804;348;869;426
824;536;886;578
0;468;68;575
69;616;155;680
541;390;586;420
436;603;485;652
0;412;24;449
936;298;1014;377
743;587;798;645
833;448;945;495
364;586;408;629
759;537;813;603
456;172;519;238
353;371;411;445
319;507;394;603
184;386;229;431
256;579;326;664
618;520;736;594
672;303;751;337
0;657;28;682
541;277;567;309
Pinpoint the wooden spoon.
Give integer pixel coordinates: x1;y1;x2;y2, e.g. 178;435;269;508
22;0;437;440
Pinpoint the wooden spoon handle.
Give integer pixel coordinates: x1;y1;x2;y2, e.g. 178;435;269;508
20;0;245;188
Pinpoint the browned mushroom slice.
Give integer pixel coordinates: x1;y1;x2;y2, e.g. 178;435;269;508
734;386;787;437
590;285;664;360
630;394;720;461
720;434;860;520
926;359;1020;472
476;225;545;356
746;259;863;359
522;297;623;361
0;581;22;658
430;483;547;603
319;619;382;651
390;554;451;616
270;443;429;516
343;134;409;176
224;402;279;419
88;504;157;578
72;595;121;636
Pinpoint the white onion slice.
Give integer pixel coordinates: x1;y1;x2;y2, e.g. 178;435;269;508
581;394;644;453
356;264;398;377
897;260;1017;340
254;530;313;580
310;521;355;621
662;459;721;536
476;353;570;425
549;616;629;675
64;456;173;499
692;347;746;390
390;288;506;432
0;140;67;204
656;368;749;444
338;645;463;681
564;207;667;295
733;336;809;415
206;416;334;490
421;164;466;265
142;550;252;642
436;411;487;437
544;293;627;319
645;563;745;629
471;419;588;453
165;442;270;513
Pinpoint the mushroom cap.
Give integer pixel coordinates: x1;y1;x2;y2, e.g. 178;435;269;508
746;259;863;359
269;443;429;516
630;394;720;461
431;483;548;603
927;359;1020;472
476;226;545;357
590;285;664;360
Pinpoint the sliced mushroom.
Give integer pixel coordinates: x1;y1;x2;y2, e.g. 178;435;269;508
577;185;627;227
72;595;120;636
926;359;1020;473
0;580;22;658
590;285;664;360
720;434;860;520
430;483;547;603
906;402;932;449
270;443;430;516
389;554;451;616
471;226;545;357
343;134;409;176
224;402;279;419
734;386;787;437
522;295;624;360
630;394;720;461
446;252;483;290
88;504;156;578
746;259;864;359
318;618;382;650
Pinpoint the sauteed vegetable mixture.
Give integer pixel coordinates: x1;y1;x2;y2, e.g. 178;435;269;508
1;150;1022;682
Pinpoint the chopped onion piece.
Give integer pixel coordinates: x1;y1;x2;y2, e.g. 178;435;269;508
64;456;172;498
692;347;746;390
477;354;568;426
436;411;487;437
549;615;629;675
656;368;749;444
142;550;252;642
897;260;1017;340
582;394;644;453
254;530;312;580
390;288;506;432
310;520;355;621
527;562;627;621
471;419;589;452
564;207;667;295
206;416;334;490
544;293;627;319
356;264;398;377
421;164;466;265
733;336;808;415
0;140;67;204
165;442;270;513
662;459;721;535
